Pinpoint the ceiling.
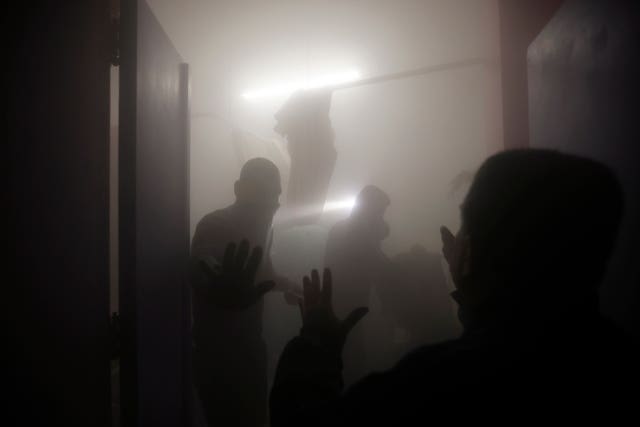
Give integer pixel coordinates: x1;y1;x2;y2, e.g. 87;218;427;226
147;0;500;114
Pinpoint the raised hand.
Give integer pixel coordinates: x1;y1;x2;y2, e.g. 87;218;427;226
299;268;368;355
193;239;276;310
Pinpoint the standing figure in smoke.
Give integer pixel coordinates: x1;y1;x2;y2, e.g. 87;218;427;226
324;185;393;385
274;89;337;224
190;158;298;427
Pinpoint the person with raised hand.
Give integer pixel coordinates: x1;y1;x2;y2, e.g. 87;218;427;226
270;150;638;426
193;239;276;310
298;268;369;356
190;158;300;427
270;267;368;427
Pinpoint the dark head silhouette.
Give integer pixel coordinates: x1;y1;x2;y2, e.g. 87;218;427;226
351;185;391;241
458;149;623;328
234;157;282;217
271;150;636;426
354;185;390;214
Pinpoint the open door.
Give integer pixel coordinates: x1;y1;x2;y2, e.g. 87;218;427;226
119;1;191;426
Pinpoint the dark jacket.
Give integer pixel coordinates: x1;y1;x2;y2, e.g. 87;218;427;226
270;308;638;426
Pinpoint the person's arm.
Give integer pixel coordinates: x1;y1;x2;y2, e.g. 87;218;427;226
189;217;229;296
270;269;368;426
261;251;299;295
260;229;303;303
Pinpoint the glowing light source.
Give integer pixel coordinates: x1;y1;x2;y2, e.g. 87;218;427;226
323;197;357;212
242;69;361;100
273;196;357;227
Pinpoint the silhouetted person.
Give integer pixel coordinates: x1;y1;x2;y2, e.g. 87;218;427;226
191;158;297;427
270;149;638;425
324;185;392;385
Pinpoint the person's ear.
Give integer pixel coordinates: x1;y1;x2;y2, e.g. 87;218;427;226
444;228;471;289
440;226;456;264
458;234;471;278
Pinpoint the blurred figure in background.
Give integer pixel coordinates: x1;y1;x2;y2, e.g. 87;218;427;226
324;185;393;385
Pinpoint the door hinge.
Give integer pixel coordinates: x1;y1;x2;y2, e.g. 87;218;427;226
109;311;121;359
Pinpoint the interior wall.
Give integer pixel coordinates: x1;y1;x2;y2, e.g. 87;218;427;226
145;0;503;256
498;0;563;149
528;0;640;336
189;117;238;237
330;65;496;255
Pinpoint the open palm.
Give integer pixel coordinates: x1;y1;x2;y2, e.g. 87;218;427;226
300;268;369;355
193;240;275;310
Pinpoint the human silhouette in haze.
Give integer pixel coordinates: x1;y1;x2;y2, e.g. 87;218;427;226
190;157;298;427
324;185;393;385
269;149;639;426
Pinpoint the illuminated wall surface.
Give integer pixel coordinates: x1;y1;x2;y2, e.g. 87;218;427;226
144;0;501;377
147;0;502;254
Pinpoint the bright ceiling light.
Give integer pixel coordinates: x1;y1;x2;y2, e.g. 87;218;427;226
242;69;361;100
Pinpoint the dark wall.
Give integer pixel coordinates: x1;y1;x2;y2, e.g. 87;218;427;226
529;0;640;336
498;0;563;149
8;1;112;425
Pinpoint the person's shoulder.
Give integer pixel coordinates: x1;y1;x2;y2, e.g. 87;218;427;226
195;206;234;231
191;206;238;254
339;337;480;419
351;336;483;392
395;335;483;369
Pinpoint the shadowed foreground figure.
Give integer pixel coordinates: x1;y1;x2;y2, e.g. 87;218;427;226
270;149;638;425
191;158;297;427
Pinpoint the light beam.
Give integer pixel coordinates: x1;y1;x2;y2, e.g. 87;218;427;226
242;69;361;100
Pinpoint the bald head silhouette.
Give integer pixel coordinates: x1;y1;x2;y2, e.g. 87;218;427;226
353;185;390;216
349;185;391;242
234;158;282;214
